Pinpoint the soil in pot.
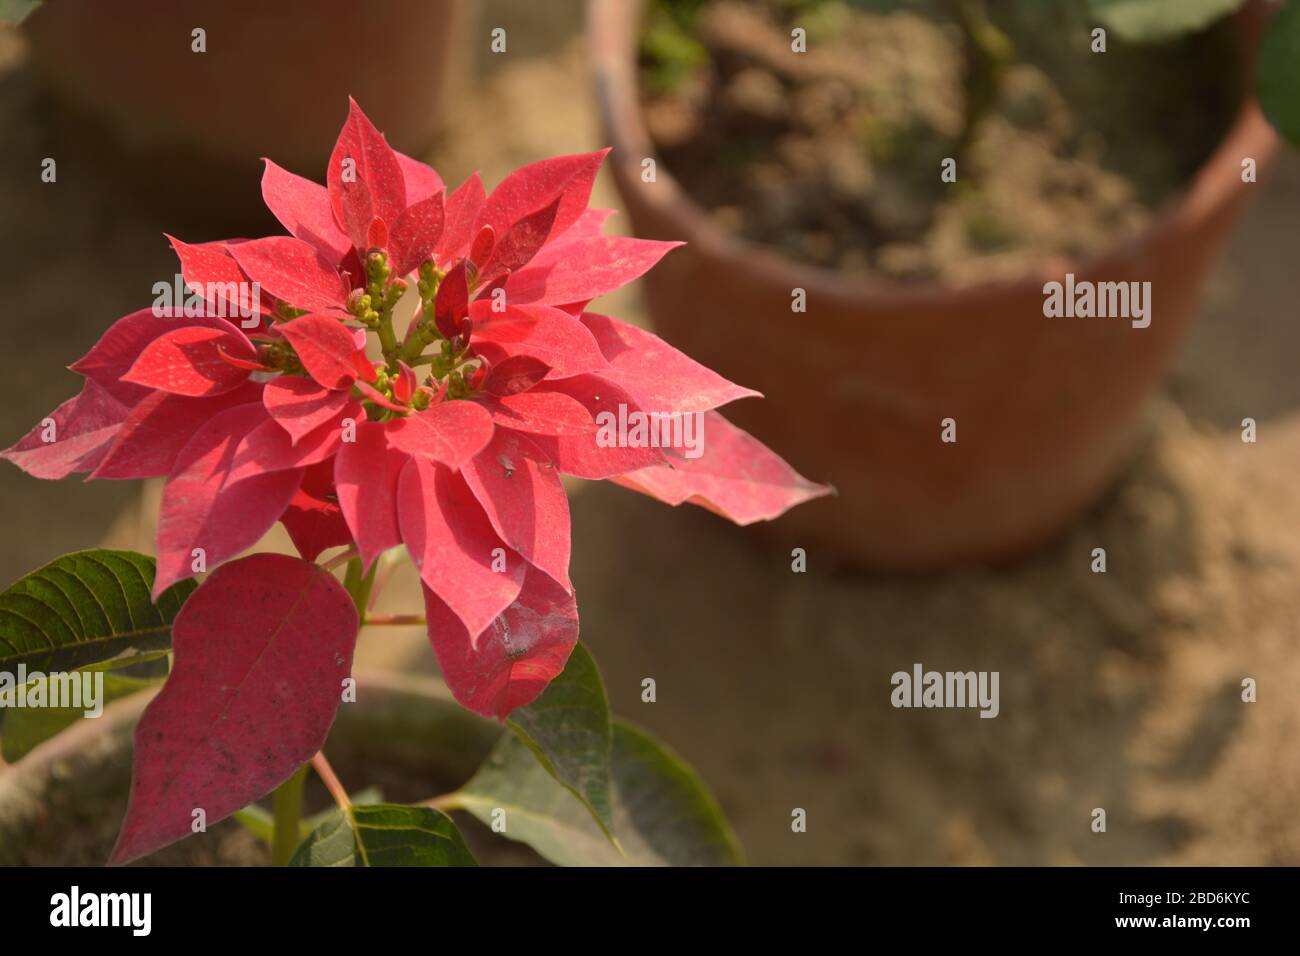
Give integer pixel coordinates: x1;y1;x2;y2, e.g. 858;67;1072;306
638;0;1243;285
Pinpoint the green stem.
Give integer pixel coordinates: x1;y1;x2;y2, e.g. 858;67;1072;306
342;557;378;625
270;764;309;866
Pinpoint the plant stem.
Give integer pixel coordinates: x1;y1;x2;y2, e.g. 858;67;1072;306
270;764;309;866
311;751;352;812
320;547;359;573
342;557;377;624
421;793;466;813
944;0;1013;165
363;613;427;626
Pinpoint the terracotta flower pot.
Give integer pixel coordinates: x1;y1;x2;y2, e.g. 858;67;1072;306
23;0;463;220
588;0;1278;568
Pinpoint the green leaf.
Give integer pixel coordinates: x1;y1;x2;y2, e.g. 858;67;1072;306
0;550;194;681
506;642;616;843
1088;0;1245;41
234;787;385;847
1259;0;1300;146
0;0;42;25
0;663;164;762
289;804;478;867
455;720;743;866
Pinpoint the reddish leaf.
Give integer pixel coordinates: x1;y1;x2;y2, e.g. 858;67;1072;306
612;411;832;525
334;421;407;569
483;355;551;396
263;376;355;445
226;400;360;485
478;150;609;249
327;98;406;242
260;159;352;263
393;361;418;404
468;224;496;270
397;151;445;204
421;565;578;719
384;400;494;469
471;302;608;378
122;323;257;397
434;173;487;264
153;404;302;597
167;236;271;321
0;380;130;480
70;308;231;405
505;236;681;308
109;554;358;865
521;374;667;479
580;312;760;413
92;383;264;480
482;390;595;437
366;216;389;251
478;194;562;286
227;236;348;313
389;190;446;276
279;313;361;390
434;262;469;339
397;456;525;638
216;345;271;372
462;429;572;593
552;207;616;244
281;483;353;562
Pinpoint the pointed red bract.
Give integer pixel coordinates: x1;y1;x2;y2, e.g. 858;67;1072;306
227;236;348;313
397;152;445;204
226;401;360;485
434;173;488;264
92;383;263;480
167;235;271;321
506;236;682;308
478;194;562;286
335;421;407;569
462;429;572;593
328;98;406;243
109;554;357;865
153;404;302;598
434;261;469;340
483;354;551;396
122;323;257;396
280;463;353;561
279;313;361;390
482;390;596;437
398;456;525;638
478;150;608;248
389;190;446;276
71;309;230;405
263;376;356;444
421;565;578;719
613;411;833;525
580;312;761;413
385;400;494;468
470;302;608;378
524;375;668;478
0;380;130;479
260;159;352;263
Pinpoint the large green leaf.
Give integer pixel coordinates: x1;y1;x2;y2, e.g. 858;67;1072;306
1259;0;1300;146
455;720;743;866
1088;0;1245;41
0;656;167;762
506;642;616;842
0;550;194;680
290;804;478;867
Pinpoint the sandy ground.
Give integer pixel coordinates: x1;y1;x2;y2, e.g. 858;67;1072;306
3;2;1300;865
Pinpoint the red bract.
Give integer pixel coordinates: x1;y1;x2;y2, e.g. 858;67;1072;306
2;99;829;730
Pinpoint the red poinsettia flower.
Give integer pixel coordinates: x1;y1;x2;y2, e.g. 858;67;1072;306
2;100;829;720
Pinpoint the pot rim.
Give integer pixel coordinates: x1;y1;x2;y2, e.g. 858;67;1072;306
587;0;1281;311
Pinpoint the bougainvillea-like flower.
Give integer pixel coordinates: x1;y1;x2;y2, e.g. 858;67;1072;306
2;100;829;720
